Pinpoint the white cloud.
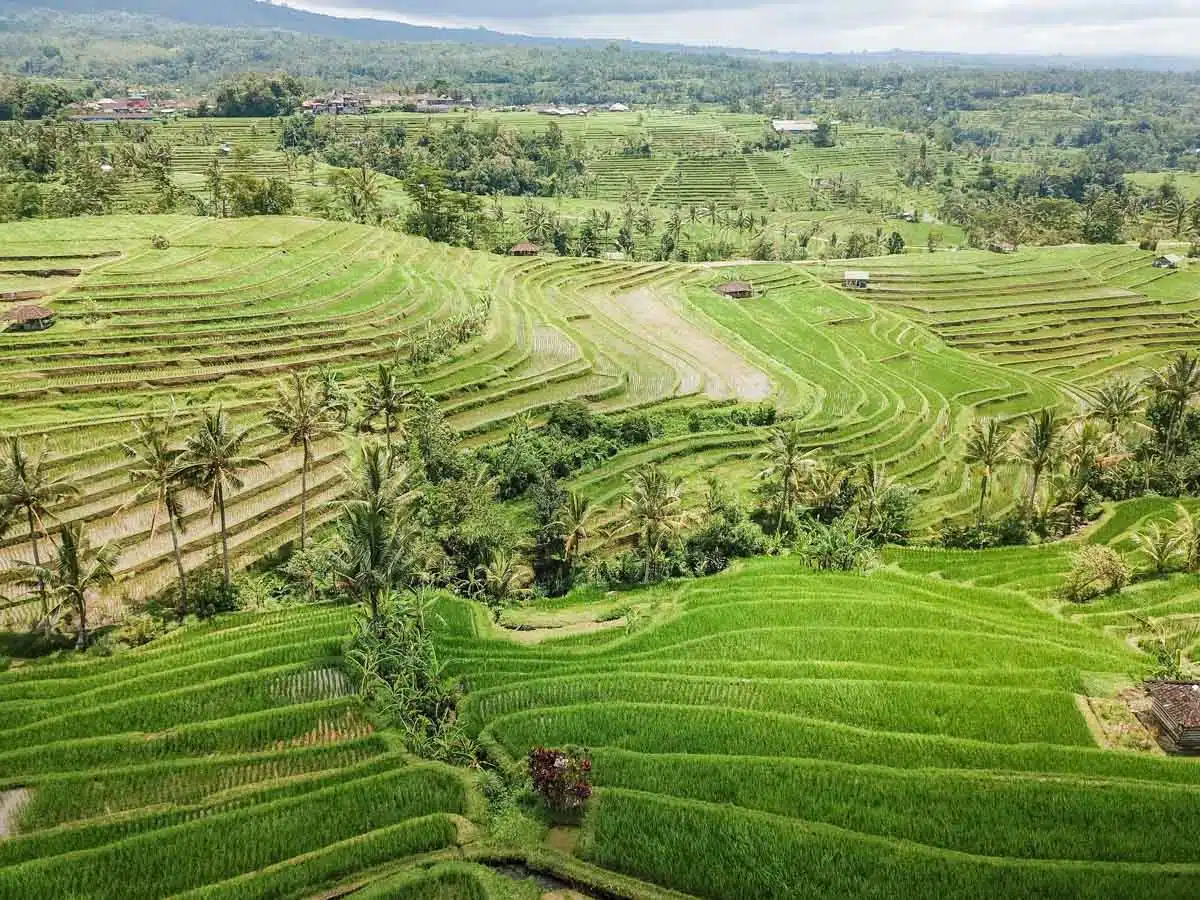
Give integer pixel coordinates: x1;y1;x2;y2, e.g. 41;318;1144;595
270;0;1200;56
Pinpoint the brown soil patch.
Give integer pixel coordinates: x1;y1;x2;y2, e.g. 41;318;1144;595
607;288;772;402
1076;692;1161;754
546;825;580;854
278;713;374;749
0;789;31;838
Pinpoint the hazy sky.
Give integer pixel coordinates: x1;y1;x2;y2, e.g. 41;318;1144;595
271;0;1200;56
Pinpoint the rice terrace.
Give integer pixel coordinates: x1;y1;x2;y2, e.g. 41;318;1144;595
3;4;1200;899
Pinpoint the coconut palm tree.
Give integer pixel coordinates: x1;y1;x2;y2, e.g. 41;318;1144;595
1174;504;1200;574
620;465;690;583
121;412;190;620
798;460;853;524
554;491;602;571
758;422;816;534
964;418;1011;520
481;548;533;615
0;436;79;633
177;408;265;591
1164;195;1191;238
1014;409;1062;509
1088;377;1143;436
856;460;895;535
1133;521;1183;576
316;365;356;429
364;364;411;463
267;372;339;551
1146;352;1200;460
1061;418;1116;493
330;501;414;625
345;442;415;519
22;523;116;650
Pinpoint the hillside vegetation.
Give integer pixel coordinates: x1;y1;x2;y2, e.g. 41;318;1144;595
5;215;1200;622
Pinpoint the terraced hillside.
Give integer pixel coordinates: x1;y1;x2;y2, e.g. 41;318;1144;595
68;111;951;220
0;605;479;899
1;216;1088;622
890;496;1200;658
6;539;1200;898
443;556;1200;900
821;245;1200;383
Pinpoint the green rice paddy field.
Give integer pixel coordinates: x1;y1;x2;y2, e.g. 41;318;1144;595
4;212;1200;897
5;545;1200;898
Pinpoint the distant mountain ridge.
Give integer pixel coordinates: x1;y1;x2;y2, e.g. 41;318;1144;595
1;0;560;44
3;0;1199;70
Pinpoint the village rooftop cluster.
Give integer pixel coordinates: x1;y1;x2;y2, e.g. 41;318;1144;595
68;91;634;122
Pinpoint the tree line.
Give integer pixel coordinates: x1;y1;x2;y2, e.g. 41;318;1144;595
951;351;1200;548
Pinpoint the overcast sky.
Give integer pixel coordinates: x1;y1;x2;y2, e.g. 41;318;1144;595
270;0;1200;56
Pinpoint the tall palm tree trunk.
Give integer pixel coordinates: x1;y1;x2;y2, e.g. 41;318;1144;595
384;412;394;460
299;442;310;551
217;482;231;591
643;530;657;584
75;593;87;650
27;507;48;637
168;509;188;621
1167;404;1183;461
977;471;990;521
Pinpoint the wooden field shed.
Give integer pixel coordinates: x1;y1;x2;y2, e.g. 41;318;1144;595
843;270;871;290
988;241;1017;254
4;304;56;332
714;280;754;299
1153;254;1184;269
510;241;540;257
1147;681;1200;751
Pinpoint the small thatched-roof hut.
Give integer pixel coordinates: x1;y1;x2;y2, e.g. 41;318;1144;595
715;281;753;299
5;305;56;332
1153;254;1184;269
510;241;540;257
1148;681;1200;751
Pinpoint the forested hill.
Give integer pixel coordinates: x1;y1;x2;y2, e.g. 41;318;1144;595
2;0;552;45
5;0;1199;71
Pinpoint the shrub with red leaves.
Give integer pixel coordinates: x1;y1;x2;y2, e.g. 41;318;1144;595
528;745;592;813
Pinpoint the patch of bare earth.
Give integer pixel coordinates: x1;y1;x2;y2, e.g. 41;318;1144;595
277;712;374;750
607;289;772;402
0;788;30;839
1076;692;1161;753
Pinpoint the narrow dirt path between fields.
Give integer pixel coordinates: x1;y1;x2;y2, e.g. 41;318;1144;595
607;288;772;402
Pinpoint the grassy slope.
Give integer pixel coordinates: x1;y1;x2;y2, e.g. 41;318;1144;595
442;554;1200;899
0;605;476;899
